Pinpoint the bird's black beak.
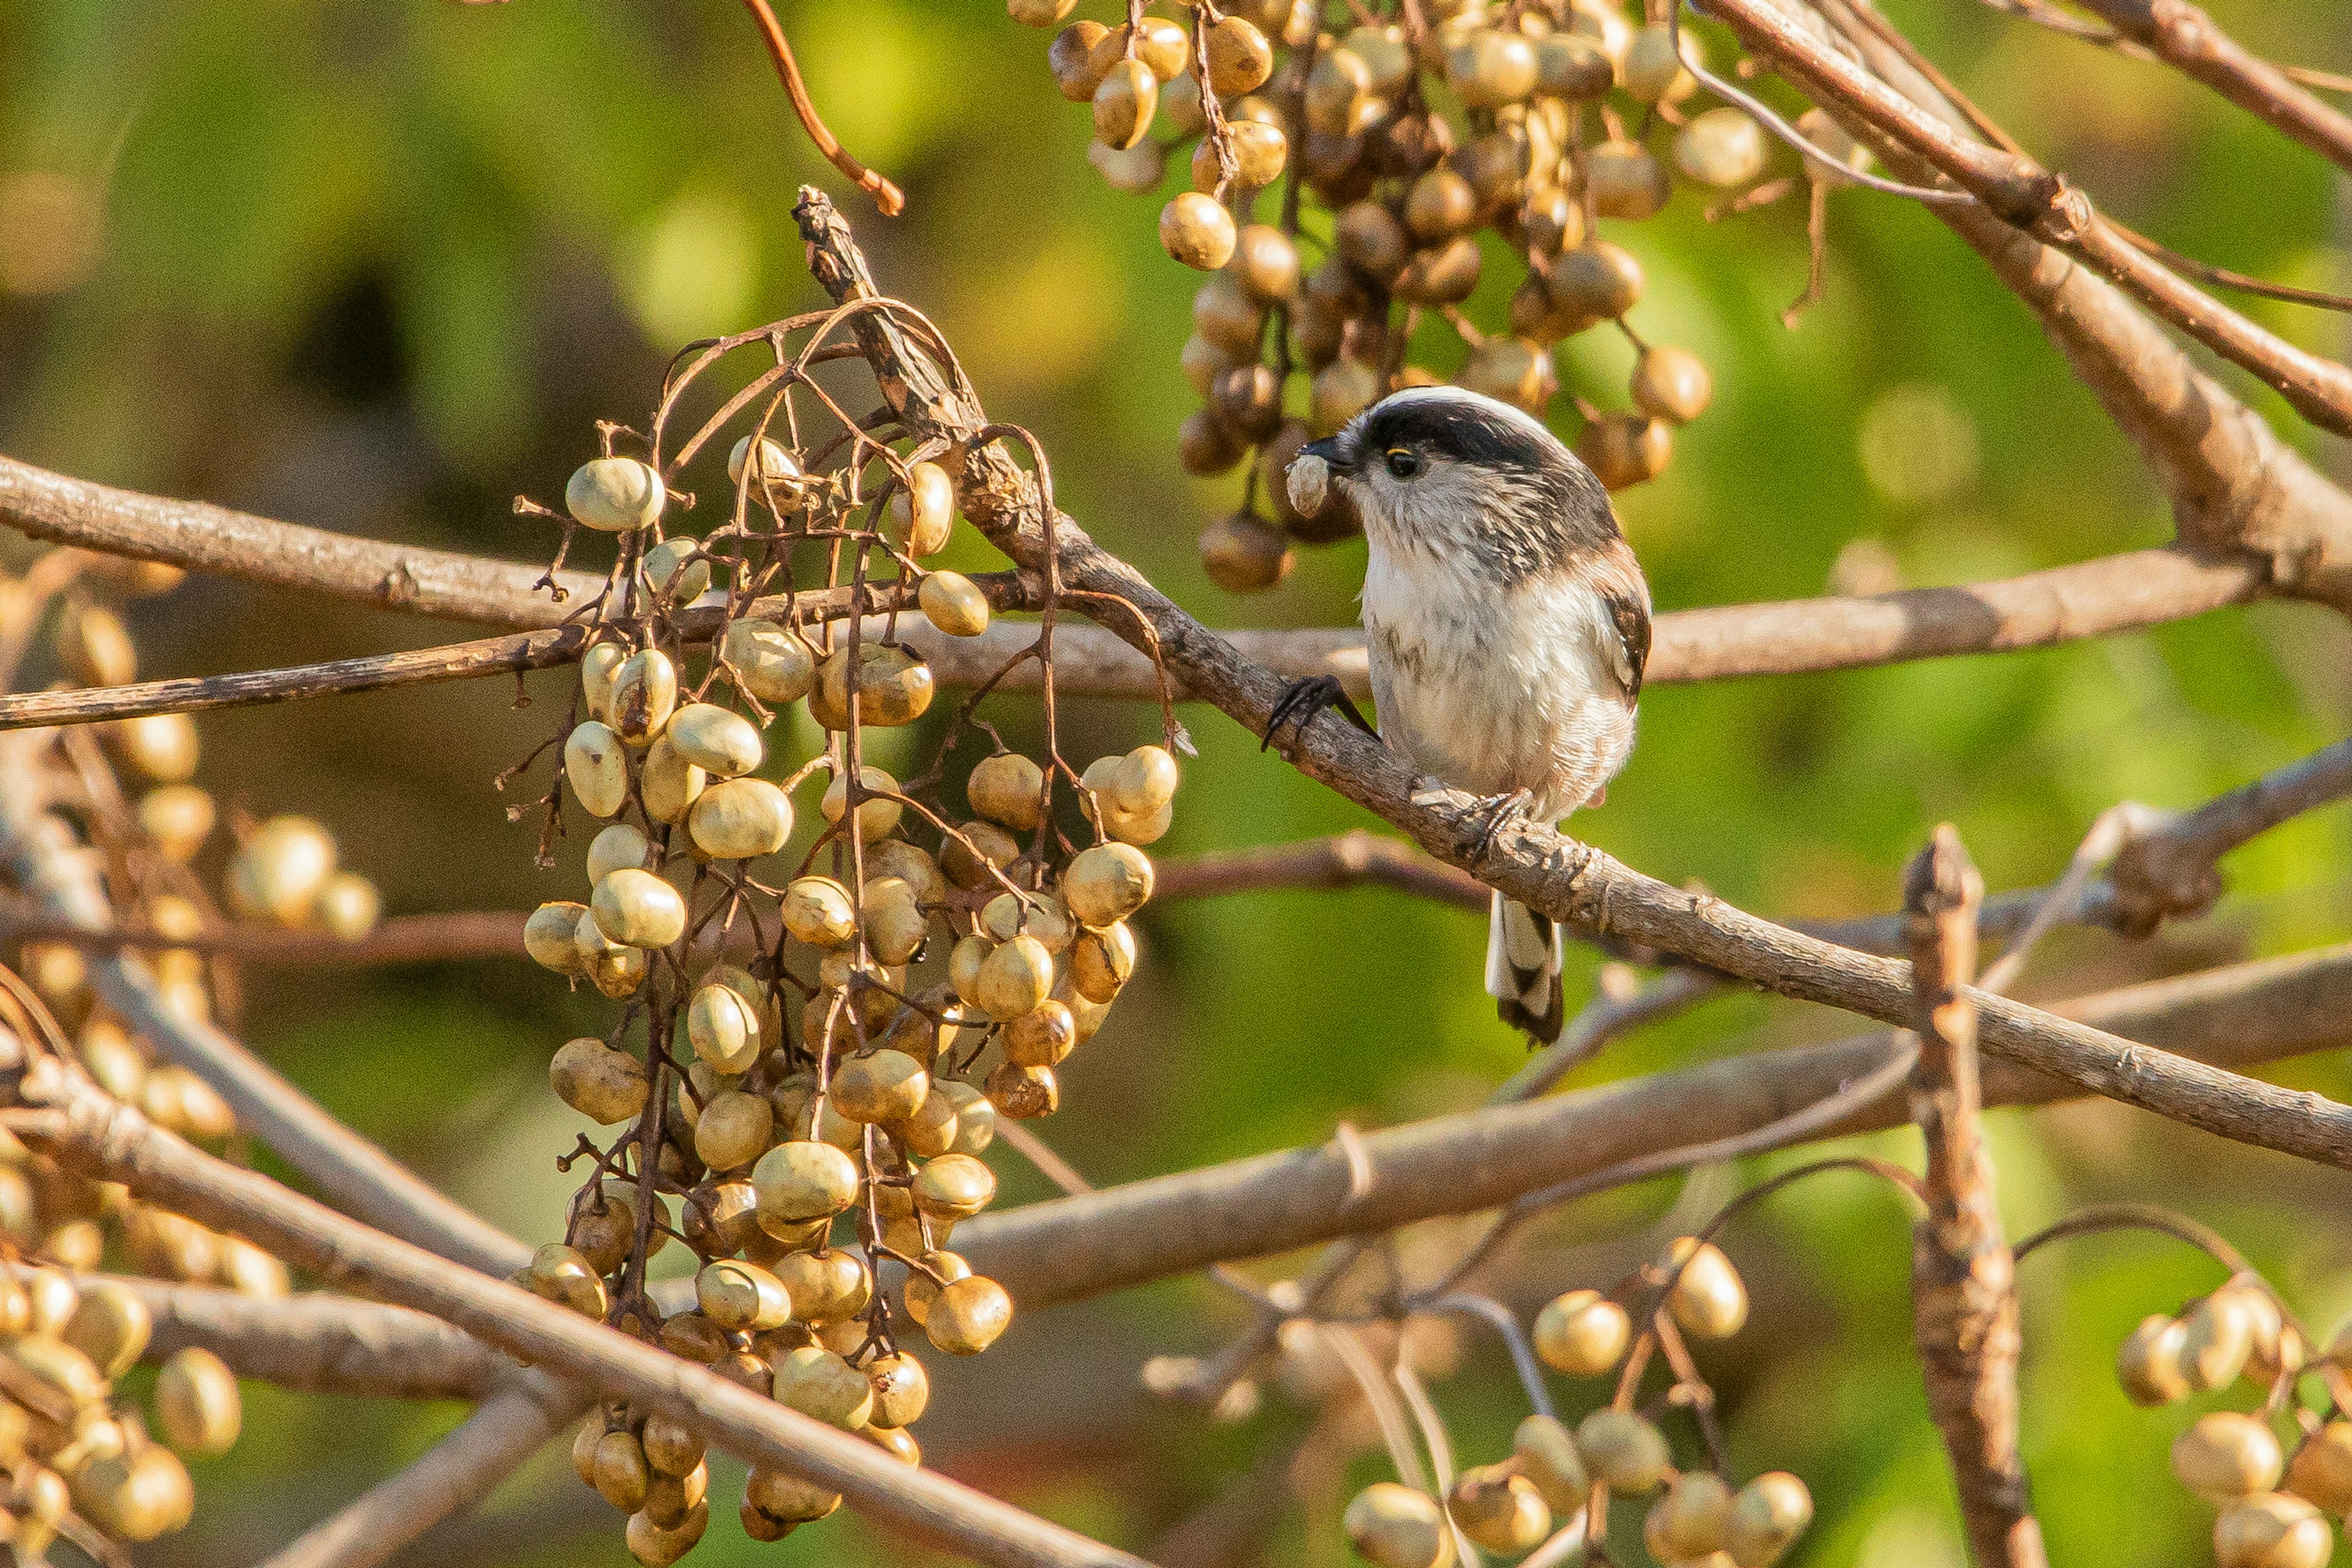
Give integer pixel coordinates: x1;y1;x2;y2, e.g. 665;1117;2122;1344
1299;435;1344;470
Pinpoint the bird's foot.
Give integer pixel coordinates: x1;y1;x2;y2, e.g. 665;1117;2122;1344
1449;788;1536;862
1261;674;1375;753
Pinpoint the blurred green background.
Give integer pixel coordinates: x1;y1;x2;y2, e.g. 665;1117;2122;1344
4;1;2351;1563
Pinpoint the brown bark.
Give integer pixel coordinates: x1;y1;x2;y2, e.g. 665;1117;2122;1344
1904;828;2045;1567
2068;0;2352;175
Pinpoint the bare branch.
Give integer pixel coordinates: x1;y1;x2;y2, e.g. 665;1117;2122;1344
2065;0;2352;174
2108;736;2352;933
956;942;2352;1308
1703;0;2352;439
6;1071;1153;1568
1904;828;2045;1567
118;1277;503;1401
737;0;906;216
256;1374;590;1568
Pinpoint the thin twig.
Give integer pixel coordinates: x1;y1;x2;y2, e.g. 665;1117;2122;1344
738;0;907;215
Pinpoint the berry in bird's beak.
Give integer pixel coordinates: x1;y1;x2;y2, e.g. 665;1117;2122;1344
1287;439;1338;519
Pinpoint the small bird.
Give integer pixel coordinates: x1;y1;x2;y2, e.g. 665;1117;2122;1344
1272;386;1651;1043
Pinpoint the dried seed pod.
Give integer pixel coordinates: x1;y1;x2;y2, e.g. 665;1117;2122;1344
968;752;1047;832
1666;1237;1749;1338
2215;1493;2330;1568
1404;166;1477;242
1577;413;1673;491
747;1464;842;1524
821;643;938;728
693;1089;774;1171
62;1280;149;1379
573;1185;648;1275
77;1446;195;1543
538;1034;639;1123
225;815;337;925
833;1050;930;1125
1091;135;1169;192
1211;363;1286;444
642;1459;710;1529
913;571;992;639
641;538;710;606
1201;510;1296;592
2284;1420;2352;1514
610;648;679;746
562;720;629;820
902;1250;973;1329
639;1412;705;1482
529;1242;609;1319
1577;1408;1670;1493
1161;192;1238;270
936;1080;996;1156
1675;106;1768;188
968;933;1048;1022
584;824;648;886
1451;1465;1549;1552
1513;1413;1589;1512
524;903;589;976
752;1140;859;1227
1304;46;1373;137
866;1352;930;1428
985;1060;1059;1119
1193;273;1268;358
1093;58;1159;151
581;641;625;720
1457;337;1557;417
2116;1313;2192;1404
567;456;665;532
1205;14;1273;94
1727;1472;1812;1568
1392;236;1482;305
1648;1471;1732;1561
869;840;948;907
1449;28;1539;105
1071;921;1137;1004
2182;1289;2257;1391
591;868;686;949
688;777;793;861
1533;1288;1629;1374
683;1180;763;1258
1621;23;1694;102
118;710;200;782
1548;240;1645;327
1008;0;1074;24
698;1259;793;1332
1065;842;1155;927
1002;1000;1077;1069
775;1248;872;1325
1632;344;1714;425
722;619;816;706
1231;224;1302;306
925;1274;1013;1355
891;1084;962;1158
913;1152;998;1221
821;765;905;842
1536;31;1615;97
593;1428;652;1512
1589;139;1671;219
2174;1412;2285;1499
864;892;929;970
1179;406;1246;477
666;703;763;778
727;432;802;494
59;600;135;687
625;1500;707;1566
138;784;216;862
1050;19;1113;99
1333;200;1410;284
1344;1482;1451;1568
1134;16;1190;79
783;876;858;947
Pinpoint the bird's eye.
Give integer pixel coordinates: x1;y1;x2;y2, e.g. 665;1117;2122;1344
1384;448;1422;480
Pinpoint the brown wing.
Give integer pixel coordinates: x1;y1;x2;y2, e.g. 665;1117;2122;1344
1587;537;1651;703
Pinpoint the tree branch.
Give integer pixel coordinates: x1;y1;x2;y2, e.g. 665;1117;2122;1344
1703;0;2352;439
0;909;531;968
2107;735;2352;933
955;941;2352;1307
118;1277;504;1401
255;1373;590;1568
1904;828;2045;1568
4;1069;1153;1568
2066;0;2352;174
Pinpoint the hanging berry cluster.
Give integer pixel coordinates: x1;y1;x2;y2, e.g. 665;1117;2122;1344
1012;0;1856;590
510;304;1178;1563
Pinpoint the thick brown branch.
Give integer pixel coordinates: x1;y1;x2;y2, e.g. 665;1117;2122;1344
1814;0;2352;612
1904;829;2044;1568
257;1374;590;1568
1704;0;2352;439
2067;0;2352;174
796;187;2352;1178
118;1277;503;1401
8;1075;1151;1568
956;941;2352;1307
0;454;601;627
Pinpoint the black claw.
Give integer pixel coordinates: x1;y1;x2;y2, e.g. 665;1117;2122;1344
1261;675;1374;752
1457;790;1532;861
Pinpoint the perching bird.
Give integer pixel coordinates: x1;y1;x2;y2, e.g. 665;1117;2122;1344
1271;386;1651;1043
